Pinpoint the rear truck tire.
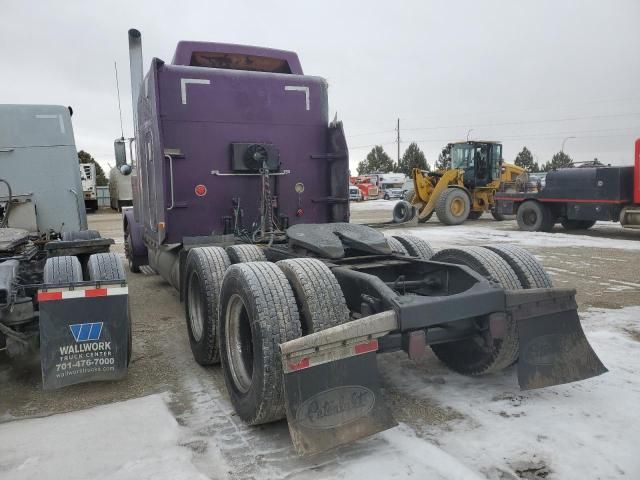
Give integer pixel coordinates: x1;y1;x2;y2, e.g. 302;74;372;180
276;258;350;335
87;253;130;365
124;228;142;273
43;256;83;284
392;200;414;223
430;246;522;375
383;193;390;200
184;247;231;366
61;230;101;241
226;244;267;264
435;188;471;225
483;244;553;289
386;236;409;255
219;262;301;424
87;253;126;281
467;211;483;220
561;219;596;230
516;200;555;232
391;234;435;260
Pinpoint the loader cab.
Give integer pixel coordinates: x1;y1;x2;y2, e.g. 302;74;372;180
451;141;502;188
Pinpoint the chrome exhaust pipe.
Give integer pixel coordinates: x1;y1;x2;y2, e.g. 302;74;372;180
127;28;144;138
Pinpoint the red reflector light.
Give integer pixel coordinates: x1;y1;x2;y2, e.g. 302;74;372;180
288;357;310;371
195;184;207;197
354;339;378;355
37;291;63;302
85;288;108;298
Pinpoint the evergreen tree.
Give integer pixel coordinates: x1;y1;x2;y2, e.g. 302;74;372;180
396;142;429;176
434;143;453;170
543;151;574;171
514;146;539;172
78;150;108;186
356;145;396;175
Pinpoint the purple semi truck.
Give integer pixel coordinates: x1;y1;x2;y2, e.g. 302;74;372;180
120;29;605;455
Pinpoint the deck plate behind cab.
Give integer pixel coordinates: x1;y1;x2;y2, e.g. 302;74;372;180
286;223;391;258
0;228;29;252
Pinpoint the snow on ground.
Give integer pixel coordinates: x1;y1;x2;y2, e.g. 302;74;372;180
385;223;640;251
1;307;638;480
0;394;220;480
350;199;640;251
380;306;640;479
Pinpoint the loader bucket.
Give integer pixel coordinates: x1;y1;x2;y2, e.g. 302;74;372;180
280;311;398;455
508;288;607;390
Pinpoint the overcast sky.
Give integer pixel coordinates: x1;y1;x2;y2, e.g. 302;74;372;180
1;0;639;174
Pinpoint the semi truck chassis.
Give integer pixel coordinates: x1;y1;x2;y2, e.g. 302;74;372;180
154;223;608;455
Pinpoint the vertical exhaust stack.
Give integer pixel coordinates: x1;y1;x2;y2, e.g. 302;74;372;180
128;28;144;139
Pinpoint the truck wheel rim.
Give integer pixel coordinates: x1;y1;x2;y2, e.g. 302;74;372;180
451;197;465;216
523;210;537;226
225;293;254;393
187;272;204;342
126;234;134;268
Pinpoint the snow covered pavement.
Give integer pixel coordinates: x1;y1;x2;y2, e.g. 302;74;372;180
2;307;638;480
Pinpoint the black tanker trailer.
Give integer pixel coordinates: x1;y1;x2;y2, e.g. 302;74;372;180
495;139;640;232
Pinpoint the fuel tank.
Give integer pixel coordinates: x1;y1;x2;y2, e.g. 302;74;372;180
545;166;634;201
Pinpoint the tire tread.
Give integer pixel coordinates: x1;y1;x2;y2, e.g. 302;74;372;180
431;246;522;374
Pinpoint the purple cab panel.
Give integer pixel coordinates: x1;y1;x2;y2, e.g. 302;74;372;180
134;43;346;246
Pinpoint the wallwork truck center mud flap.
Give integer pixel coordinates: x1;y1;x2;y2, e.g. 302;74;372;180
280;290;606;455
38;284;130;390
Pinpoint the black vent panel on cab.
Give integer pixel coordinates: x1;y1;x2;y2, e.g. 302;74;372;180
231;143;280;171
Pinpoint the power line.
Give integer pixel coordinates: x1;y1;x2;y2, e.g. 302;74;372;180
349;126;640;150
346;111;640;140
350;129;396;138
401;111;640;132
345;95;640;133
398;96;640;125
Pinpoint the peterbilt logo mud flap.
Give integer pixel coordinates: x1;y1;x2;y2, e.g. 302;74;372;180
283;352;397;456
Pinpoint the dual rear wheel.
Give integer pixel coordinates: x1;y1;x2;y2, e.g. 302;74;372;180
183;238;551;423
430;245;551;375
44;252;131;365
184;247;350;425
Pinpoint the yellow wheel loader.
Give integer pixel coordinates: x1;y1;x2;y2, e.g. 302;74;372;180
408;141;525;225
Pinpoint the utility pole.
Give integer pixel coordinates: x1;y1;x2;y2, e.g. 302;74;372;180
396;118;400;163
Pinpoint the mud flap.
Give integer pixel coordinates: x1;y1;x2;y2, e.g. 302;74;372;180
507;288;607;390
38;284;129;390
280;311;398;455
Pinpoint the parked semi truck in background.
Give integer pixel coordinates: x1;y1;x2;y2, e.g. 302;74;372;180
79;163;98;211
376;173;407;200
495;139;640;232
0;104;130;389
350;175;380;200
120;29;606;455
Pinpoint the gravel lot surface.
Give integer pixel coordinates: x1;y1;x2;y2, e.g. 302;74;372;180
1;205;638;479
